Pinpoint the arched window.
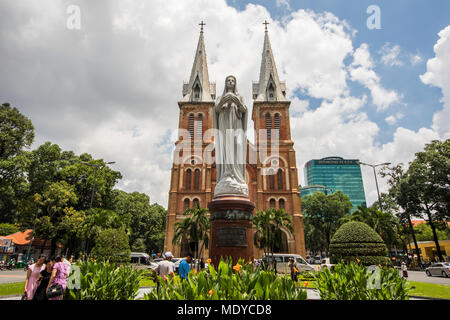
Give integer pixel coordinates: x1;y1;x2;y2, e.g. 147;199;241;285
193;198;199;209
274;113;280;139
186;169;192;190
194;169;200;190
265;113;272;139
188;114;195;139
196;114;203;139
267;82;275;101
277;169;283;190
279;199;285;210
193;83;201;101
184;199;190;211
268;168;275;190
269;198;276;209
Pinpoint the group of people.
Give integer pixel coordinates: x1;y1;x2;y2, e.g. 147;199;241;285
24;255;71;300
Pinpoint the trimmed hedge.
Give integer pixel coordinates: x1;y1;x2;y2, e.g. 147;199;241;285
330;221;390;266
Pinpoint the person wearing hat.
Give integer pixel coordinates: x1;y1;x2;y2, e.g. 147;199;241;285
155;251;175;278
153;252;175;291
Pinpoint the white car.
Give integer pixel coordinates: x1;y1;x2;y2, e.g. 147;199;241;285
320;258;335;271
261;254;314;273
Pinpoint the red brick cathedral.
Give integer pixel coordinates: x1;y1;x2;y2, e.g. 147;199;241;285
164;25;306;259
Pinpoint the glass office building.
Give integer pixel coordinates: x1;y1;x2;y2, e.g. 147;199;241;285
300;185;327;199
303;157;367;211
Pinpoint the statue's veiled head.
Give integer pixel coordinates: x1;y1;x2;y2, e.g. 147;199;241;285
225;75;237;93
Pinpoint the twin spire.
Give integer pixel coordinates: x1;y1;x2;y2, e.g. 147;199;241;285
181;21;287;103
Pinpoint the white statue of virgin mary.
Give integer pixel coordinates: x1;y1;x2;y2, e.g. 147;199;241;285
213;75;249;197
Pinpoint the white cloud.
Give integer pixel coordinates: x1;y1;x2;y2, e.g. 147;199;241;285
0;0;444;208
385;115;397;125
379;43;403;67
409;54;423;65
420;25;450;138
276;0;291;11
349;43;401;111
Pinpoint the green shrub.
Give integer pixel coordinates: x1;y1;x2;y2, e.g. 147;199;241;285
330;221;390;266
315;262;409;300
92;228;130;264
66;260;142;300
145;259;307;300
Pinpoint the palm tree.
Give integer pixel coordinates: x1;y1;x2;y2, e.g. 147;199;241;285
172;205;210;260
253;208;293;271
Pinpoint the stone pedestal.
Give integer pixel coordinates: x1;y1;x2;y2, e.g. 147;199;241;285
208;196;255;267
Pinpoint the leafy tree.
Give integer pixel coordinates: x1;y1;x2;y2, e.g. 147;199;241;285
111;190;166;253
303;217;327;254
405;139;450;261
0;103;34;223
92;228;130;264
0;223;19;236
301;191;353;253
380;164;423;264
80;208;129;254
172;205;210;259
34;181;79;256
146;203;167;253
414;222;449;242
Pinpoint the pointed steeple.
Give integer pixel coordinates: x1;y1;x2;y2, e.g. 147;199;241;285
253;22;287;102
182;22;216;102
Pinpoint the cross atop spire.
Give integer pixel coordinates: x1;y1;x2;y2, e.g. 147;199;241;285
199;21;206;33
263;20;269;32
252;25;288;102
181;26;216;102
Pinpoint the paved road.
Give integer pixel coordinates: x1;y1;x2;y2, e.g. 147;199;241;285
402;270;450;285
0;270;26;284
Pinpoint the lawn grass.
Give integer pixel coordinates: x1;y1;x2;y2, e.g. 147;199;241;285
408;281;450;300
0;282;24;297
139;278;156;287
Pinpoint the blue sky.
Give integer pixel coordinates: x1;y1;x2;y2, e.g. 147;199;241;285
228;0;449;145
1;0;448;206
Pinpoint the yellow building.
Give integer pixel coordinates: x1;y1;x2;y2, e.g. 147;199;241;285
408;240;450;261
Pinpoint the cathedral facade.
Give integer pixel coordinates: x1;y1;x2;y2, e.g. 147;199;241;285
163;25;306;259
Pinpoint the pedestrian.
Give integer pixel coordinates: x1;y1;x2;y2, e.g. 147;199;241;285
179;253;193;281
199;258;205;270
46;256;69;300
62;255;72;276
401;261;408;278
33;258;55;301
154;251;175;290
24;255;46;300
288;258;298;282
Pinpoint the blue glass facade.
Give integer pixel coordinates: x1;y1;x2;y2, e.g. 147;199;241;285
303;157;367;211
300;185;327;199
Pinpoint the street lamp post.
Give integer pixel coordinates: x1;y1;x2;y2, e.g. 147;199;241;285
358;161;391;213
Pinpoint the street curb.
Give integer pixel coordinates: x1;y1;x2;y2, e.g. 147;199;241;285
409;295;449;300
0;294;21;299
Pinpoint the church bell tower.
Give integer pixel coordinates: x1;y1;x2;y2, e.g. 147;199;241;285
164;22;216;257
